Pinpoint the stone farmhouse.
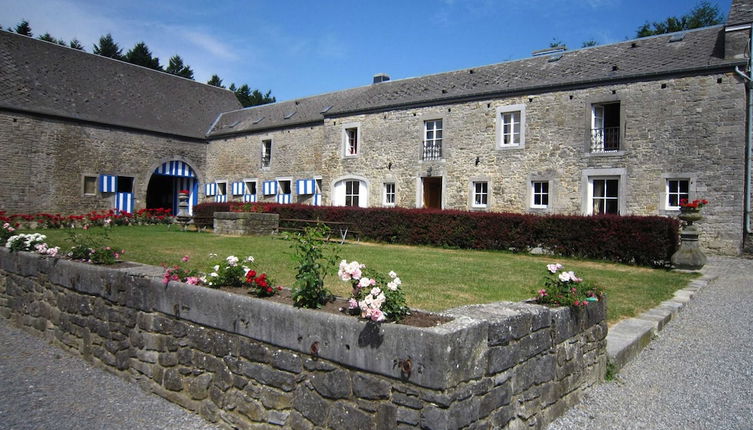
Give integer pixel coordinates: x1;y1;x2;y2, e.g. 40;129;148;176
2;0;753;255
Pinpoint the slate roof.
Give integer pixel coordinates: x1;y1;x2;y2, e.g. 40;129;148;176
0;30;241;139
728;0;753;26
209;25;743;138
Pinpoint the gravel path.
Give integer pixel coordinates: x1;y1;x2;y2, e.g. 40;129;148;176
548;256;753;430
0;318;220;430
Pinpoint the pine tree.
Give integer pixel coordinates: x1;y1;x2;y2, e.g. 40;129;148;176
38;33;65;45
14;20;32;36
636;1;722;37
93;33;123;60
207;74;225;88
165;55;195;79
69;39;84;51
233;84;275;107
124;42;162;70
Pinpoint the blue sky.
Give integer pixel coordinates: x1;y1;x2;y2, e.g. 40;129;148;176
2;0;730;102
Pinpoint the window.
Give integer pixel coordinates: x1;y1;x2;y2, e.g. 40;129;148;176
666;179;689;210
496;104;526;148
83;176;96;195
383;182;396;206
343;125;360;157
591;102;620;152
245;180;257;196
277;179;292;204
472;182;488;208
217;181;227;196
117;176;133;193
590;178;619;214
345;180;360;207
531;181;549;208
422;119;443;160
261;140;272;168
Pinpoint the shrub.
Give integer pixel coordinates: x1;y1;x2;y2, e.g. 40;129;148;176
219;203;679;267
285;224;340;308
535;263;603;307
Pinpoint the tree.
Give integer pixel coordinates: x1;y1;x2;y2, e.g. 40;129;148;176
93;33;123;60
234;84;276;107
165;55;194;79
636;1;723;37
38;33;65;45
207;74;225;88
14;20;32;36
69;39;84;51
124;41;162;70
581;39;598;48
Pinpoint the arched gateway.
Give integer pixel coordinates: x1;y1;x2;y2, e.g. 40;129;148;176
146;160;199;215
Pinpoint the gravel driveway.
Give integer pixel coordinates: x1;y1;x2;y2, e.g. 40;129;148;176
0;317;219;430
548;256;753;430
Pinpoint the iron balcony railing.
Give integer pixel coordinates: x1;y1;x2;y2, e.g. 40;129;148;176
591;127;620;152
422;141;442;160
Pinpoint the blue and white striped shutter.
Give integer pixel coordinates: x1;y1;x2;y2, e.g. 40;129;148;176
205;183;217;196
231;182;244;196
173;177;197;216
262;180;277;195
242;194;257;203
116;192;133;214
312;194;322;206
276;194;291;204
214;195;227;203
99;174;117;193
296;179;316;195
155;160;196;178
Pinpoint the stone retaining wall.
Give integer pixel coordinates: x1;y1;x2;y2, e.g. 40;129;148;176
0;248;606;429
214;212;279;236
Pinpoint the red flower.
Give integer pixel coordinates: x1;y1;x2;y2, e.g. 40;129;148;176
179;189;190;195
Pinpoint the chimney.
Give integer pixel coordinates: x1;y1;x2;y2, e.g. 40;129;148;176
373;73;390;84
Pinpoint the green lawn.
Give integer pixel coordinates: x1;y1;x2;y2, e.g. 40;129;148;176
30;225;697;324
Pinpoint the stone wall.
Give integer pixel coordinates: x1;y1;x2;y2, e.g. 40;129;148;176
214;212;279;236
204;73;747;254
0;111;207;214
0;248;606;429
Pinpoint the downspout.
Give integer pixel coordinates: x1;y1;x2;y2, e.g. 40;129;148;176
734;27;753;236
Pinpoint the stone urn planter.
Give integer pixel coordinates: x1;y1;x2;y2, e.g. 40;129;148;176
175;190;193;229
671;202;708;270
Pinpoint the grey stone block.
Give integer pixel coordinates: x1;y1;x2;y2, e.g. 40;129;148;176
310;369;351;399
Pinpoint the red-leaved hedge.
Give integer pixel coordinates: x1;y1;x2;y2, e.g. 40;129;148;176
193;202;680;267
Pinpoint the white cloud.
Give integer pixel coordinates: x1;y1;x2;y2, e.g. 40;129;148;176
182;29;240;61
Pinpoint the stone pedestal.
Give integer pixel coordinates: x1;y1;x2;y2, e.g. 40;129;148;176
175;192;193;230
671;209;707;270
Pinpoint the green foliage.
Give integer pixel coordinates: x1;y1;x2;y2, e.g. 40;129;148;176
14;20;32;36
535;263;603;307
93;33;123;60
125;41;162;70
605;360;618;381
549;38;565;48
166;55;195;79
6;233;46;252
581;39;598;48
636;1;722;37
207;74;225;88
235;85;276;107
69;39;84;50
38;33;65;45
286;225;340;309
65;229;122;264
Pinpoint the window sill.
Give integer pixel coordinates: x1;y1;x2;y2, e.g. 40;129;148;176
586;150;625;157
496;144;524;151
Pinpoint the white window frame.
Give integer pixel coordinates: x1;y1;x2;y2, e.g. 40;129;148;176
589;101;621;153
342;123;361;158
216;180;228;196
531;181;549;209
277;179;292;196
383;182;396;206
422;119;443;160
332;176;369;208
665;179;690;210
496;104;526;149
261;139;272;168
581;168;626;215
472;181;489;208
244;179;258;196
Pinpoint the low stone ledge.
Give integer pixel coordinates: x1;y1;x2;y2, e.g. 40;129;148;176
0;247;606;429
213;212;279;236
